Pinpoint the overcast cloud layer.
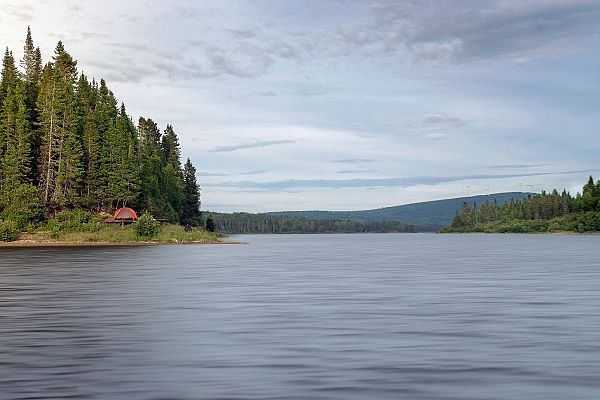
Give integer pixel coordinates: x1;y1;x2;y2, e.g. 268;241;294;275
1;1;599;212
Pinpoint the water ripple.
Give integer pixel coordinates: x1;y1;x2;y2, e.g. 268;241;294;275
0;234;599;399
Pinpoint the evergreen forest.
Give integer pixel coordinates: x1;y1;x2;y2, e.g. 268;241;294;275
0;28;202;231
440;176;600;233
209;212;415;234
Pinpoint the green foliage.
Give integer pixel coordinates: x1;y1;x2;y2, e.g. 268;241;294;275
0;220;18;242
441;177;600;233
181;158;202;226
0;47;18;105
269;192;531;229
0;183;46;229
205;214;216;232
135;213;160;237
0;29;201;229
45;209;103;233
209;212;414;234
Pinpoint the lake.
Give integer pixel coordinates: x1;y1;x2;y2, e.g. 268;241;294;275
0;234;599;399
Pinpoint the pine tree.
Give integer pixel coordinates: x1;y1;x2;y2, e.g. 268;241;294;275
138;117;161;158
1;81;33;183
0;48;18;107
181;158;202;226
161;124;181;170
101;103;140;210
20;28;43;182
75;73;100;208
205;214;215;232
162;162;184;223
138;117;164;215
36;62;58;203
20;26;43;117
37;42;82;207
1;33;199;223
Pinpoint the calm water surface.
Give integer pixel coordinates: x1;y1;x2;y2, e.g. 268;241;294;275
0;234;599;399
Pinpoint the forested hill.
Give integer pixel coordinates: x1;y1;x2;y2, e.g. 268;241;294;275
440;177;600;233
268;192;533;228
0;29;202;228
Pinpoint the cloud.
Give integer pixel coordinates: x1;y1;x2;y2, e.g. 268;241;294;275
208;140;295;153
226;27;260;39
120;14;140;22
78;31;110;40
197;169;268;177
248;90;278;97
336;169;378;174
171;5;205;21
351;113;468;133
423;133;450;140
290;86;328;97
405;113;468;133
176;40;277;79
421;113;467;126
86;59;156;83
488;164;550;169
204;170;595;191
109;42;153;52
363;0;600;66
57;1;600;85
2;5;34;21
333;159;378;164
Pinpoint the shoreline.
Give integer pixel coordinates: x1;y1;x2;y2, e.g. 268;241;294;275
0;238;231;247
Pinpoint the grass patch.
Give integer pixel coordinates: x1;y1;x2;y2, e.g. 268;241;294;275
13;222;221;245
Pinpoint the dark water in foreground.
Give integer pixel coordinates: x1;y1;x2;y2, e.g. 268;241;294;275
0;234;599;400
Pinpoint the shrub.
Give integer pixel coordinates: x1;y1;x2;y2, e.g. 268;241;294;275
1;204;47;230
205;214;216;232
0;221;19;242
46;209;105;233
135;214;160;237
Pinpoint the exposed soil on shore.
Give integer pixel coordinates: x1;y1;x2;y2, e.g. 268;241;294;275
0;239;225;247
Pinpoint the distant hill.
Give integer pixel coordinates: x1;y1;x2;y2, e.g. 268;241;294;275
269;192;534;230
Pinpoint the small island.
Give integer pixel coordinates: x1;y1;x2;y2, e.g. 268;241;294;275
0;29;217;245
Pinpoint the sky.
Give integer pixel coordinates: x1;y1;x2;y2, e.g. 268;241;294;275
1;0;599;212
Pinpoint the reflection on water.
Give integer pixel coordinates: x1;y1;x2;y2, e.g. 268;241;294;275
0;234;599;399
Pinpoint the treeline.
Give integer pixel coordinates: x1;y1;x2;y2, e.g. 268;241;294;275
0;28;202;228
440;176;600;233
210;212;415;234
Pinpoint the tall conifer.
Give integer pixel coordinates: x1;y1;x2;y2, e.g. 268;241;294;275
161;124;182;170
181;158;202;226
20;26;42;116
37;42;83;207
36;62;58;203
1;81;33;183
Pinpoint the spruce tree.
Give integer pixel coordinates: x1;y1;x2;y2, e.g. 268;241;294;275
1;81;33;183
0;48;18;107
20;26;42;118
20;28;43;182
37;42;82;207
138;117;164;215
36;62;58;203
161;124;181;170
75;73;100;208
101;103;140;210
181;158;202;226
